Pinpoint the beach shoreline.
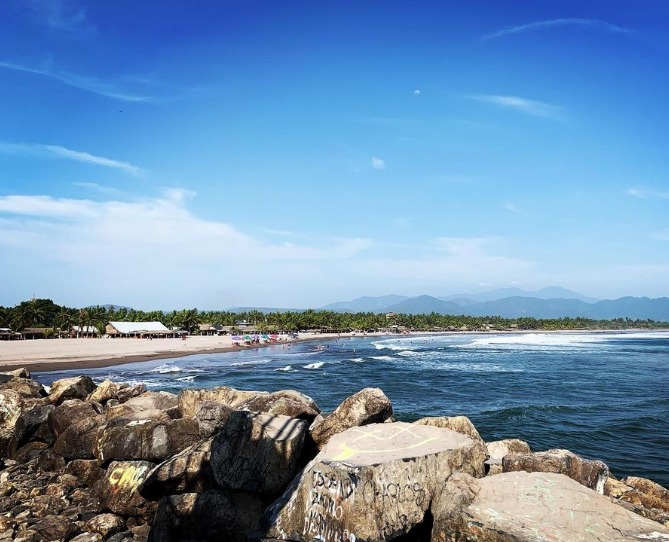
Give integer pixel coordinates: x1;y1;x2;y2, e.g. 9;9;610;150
0;332;372;373
0;328;662;374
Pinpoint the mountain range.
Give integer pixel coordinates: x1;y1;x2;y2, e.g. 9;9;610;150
321;287;669;321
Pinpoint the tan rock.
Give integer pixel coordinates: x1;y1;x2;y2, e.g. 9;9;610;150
485;438;532;476
502;448;609;493
264;421;487;541
309;387;393;448
414;415;483;441
432;471;669;542
48;376;96;404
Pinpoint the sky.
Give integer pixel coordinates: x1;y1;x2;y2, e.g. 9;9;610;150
0;0;668;310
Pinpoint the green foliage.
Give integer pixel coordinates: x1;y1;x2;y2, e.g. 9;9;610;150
0;298;666;334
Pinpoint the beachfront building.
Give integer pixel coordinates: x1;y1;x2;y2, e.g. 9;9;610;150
198;323;225;336
0;327;22;340
70;325;99;338
106;321;187;338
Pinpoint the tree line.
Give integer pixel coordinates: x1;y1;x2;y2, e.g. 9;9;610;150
0;298;666;337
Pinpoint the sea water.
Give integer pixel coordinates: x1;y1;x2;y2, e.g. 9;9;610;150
35;331;669;486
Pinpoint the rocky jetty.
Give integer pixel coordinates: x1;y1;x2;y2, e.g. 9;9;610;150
1;368;669;541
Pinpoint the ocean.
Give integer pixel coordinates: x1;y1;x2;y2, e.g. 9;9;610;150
35;331;669;487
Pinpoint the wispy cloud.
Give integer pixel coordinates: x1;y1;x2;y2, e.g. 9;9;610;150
0;60;152;103
483;18;631;41
628;187;669;200
653;230;669;242
0;142;145;177
470;94;561;118
372;157;386;170
504;202;520;213
21;0;91;32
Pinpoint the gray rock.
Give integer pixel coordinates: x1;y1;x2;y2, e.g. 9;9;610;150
431;471;669;542
16;403;55;445
96;416;200;463
54;415;105;459
502;448;609;493
115;383;147;403
210;411;307;496
264;421;487;541
48;376;96;404
49;399;100;438
140;438;215;500
195;401;235;438
309;387;393;449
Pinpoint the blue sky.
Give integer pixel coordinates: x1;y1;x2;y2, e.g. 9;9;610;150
0;0;668;309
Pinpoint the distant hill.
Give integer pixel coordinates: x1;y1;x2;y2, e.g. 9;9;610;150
440;286;600;305
225;307;303;314
322;294;409;312
321;291;669;321
383;295;465;315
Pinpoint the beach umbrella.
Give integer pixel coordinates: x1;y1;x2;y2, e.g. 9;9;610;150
231;335;242;341
261;334;269;339
243;335;252;340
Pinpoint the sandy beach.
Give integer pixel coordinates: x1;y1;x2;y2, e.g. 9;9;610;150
0;332;362;373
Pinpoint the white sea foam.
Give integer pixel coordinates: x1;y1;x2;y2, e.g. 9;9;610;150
229;359;271;367
461;333;608;350
276;365;293;372
176;375;197;382
305;362;325;369
370;355;394;362
397;350;423;357
349;357;364;363
151;363;182;373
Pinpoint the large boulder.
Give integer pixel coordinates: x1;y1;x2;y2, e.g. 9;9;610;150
49;399;100;438
87;380;122;404
210;411;307;496
0;390;25;458
105;391;178;420
85;513;126;538
16;403;55;445
48;376;96;404
502;448;609;493
606;476;669;526
140;438;215;500
178;387;320;419
0;377;46;399
264;421;487;541
54;415;105;460
95;460;156;518
431;471;669;541
96;416;200;463
309;388;393;448
65;459;106;488
148;490;265;542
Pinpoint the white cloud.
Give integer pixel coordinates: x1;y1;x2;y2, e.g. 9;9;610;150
0;61;152;102
0;142;144;177
372;157;386;170
0;193;374;307
470;94;561;118
628;187;669;200
483;18;631;41
413;89;421;96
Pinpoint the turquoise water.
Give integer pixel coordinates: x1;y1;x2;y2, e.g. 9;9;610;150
35;331;669;487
